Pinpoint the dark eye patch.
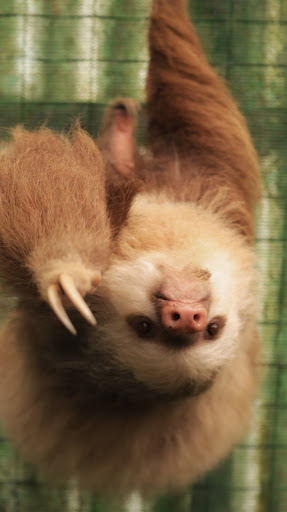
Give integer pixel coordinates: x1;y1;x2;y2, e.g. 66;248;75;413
126;315;157;340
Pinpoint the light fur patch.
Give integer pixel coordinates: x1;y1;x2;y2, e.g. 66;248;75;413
98;194;256;395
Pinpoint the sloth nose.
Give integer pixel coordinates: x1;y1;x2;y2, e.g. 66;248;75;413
161;303;208;334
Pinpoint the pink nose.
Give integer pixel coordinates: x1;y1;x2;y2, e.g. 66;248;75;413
161;303;208;334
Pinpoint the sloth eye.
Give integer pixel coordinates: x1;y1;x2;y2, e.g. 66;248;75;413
127;315;156;339
207;323;219;336
206;316;226;339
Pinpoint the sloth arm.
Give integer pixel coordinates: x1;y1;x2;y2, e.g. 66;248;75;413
0;127;111;334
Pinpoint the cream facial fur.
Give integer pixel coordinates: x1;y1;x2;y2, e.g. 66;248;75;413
96;193;256;396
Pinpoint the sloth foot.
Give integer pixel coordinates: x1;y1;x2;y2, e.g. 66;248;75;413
99;97;140;178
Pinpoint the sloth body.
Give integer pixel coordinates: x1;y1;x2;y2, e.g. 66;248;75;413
0;188;258;495
0;0;260;497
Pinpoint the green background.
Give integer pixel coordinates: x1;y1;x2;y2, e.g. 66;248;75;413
0;0;287;510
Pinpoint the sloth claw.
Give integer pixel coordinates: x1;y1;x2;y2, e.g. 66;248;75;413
59;273;97;327
47;283;77;335
47;273;97;335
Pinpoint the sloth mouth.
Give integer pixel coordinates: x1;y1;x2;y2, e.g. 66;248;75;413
161;331;200;349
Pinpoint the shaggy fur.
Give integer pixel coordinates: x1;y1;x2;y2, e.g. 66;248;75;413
0;0;261;497
0;127;111;297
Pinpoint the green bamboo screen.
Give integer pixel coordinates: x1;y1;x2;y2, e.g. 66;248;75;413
0;0;286;511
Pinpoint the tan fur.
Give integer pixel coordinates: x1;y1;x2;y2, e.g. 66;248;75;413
0;315;259;495
0;0;261;498
0;126;111;297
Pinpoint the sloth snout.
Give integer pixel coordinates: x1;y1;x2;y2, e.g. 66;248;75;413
160;302;208;335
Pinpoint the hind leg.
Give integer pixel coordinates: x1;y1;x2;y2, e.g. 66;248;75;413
99;97;140;178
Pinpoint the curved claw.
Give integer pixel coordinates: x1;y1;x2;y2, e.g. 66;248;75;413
59;273;97;326
47;284;77;336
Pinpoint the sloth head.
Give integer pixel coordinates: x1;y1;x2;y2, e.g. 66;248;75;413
90;195;256;404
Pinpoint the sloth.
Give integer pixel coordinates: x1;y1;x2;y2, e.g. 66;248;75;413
0;0;261;497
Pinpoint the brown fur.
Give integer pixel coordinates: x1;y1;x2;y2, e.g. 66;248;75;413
0;126;111;297
145;0;260;241
0;0;261;498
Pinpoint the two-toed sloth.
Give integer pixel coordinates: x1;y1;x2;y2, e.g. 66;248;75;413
0;0;260;497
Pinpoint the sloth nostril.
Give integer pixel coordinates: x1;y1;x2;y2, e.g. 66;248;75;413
161;305;208;334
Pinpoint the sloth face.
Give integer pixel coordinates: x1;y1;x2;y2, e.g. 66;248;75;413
90;195;256;403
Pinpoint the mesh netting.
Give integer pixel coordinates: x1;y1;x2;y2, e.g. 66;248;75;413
0;0;286;511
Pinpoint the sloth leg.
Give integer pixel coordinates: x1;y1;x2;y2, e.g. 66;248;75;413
99;97;140;178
